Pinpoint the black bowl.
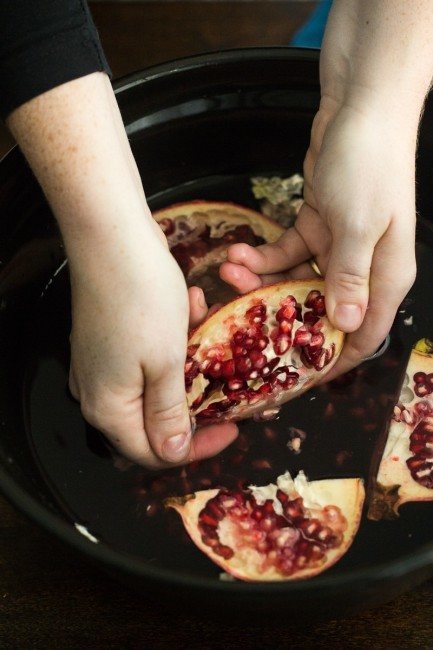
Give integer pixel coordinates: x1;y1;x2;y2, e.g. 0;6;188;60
0;48;433;619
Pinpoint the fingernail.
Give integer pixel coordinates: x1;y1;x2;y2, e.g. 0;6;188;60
333;303;362;332
163;431;191;462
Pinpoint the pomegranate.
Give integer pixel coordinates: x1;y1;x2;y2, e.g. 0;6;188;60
185;279;344;424
153;201;284;302
166;471;364;581
368;339;433;520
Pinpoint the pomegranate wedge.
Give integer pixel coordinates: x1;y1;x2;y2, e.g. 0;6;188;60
368;339;433;520
167;471;365;581
153;201;284;302
185;279;344;424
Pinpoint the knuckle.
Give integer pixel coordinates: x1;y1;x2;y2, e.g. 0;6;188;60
150;399;188;425
332;270;369;293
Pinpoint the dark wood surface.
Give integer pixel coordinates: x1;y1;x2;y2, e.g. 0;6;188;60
1;2;433;647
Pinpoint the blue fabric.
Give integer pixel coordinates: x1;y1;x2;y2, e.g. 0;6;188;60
291;0;332;48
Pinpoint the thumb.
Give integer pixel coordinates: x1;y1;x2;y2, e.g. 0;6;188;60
144;363;193;464
325;231;373;333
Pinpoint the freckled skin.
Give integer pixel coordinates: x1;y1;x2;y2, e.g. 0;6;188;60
6;72;238;469
5;0;433;468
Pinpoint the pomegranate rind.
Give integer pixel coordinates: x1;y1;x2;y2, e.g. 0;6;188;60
368;343;433;520
187;279;344;422
166;473;365;582
153;200;284;245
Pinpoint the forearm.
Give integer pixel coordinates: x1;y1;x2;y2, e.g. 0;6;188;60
6;72;158;263
322;0;433;124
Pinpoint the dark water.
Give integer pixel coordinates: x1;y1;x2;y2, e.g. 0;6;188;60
24;173;433;579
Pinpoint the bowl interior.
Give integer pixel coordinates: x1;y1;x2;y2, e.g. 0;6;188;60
0;49;433;606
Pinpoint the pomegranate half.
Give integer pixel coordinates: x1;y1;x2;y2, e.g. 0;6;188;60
153;201;284;302
166;471;365;581
185;279;344;424
368;339;433;520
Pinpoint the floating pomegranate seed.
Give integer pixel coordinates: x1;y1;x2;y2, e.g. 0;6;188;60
251;459;272;470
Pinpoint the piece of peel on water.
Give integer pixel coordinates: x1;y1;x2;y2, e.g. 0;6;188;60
251;174;304;227
167;470;365;582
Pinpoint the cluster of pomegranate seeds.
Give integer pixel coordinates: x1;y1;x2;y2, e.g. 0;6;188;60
164;222;264;276
413;371;433;398
407;413;433;489
186;289;336;422
197;488;345;575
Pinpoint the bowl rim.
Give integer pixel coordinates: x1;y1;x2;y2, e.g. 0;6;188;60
1;46;432;595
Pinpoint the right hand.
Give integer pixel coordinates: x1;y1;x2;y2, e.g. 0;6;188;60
68;219;238;470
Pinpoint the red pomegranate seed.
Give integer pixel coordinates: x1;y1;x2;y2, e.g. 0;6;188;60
227;378;245;391
256;336;269;351
325;343;336;364
250;349;267;369
207;360;222;378
414;383;430;397
314;349;326;370
199;512;219;528
221;359;235;378
233;345;247;358
273;334;291;355
303;311;318;327
305;290;321;308
246;303;266;323
278;319;293;335
159;217;175;235
216;545;234;560
236;357;253;374
414;372;427;384
276;305;296;322
309;332;325;349
312;296;326;316
252;459;272;470
293;327;312;347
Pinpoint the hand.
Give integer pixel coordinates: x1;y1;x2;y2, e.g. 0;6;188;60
68;222;237;469
220;102;417;380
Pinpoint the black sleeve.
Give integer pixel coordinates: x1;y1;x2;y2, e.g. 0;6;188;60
0;0;112;120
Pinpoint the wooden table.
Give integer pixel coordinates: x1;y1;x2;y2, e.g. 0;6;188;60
0;2;432;646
